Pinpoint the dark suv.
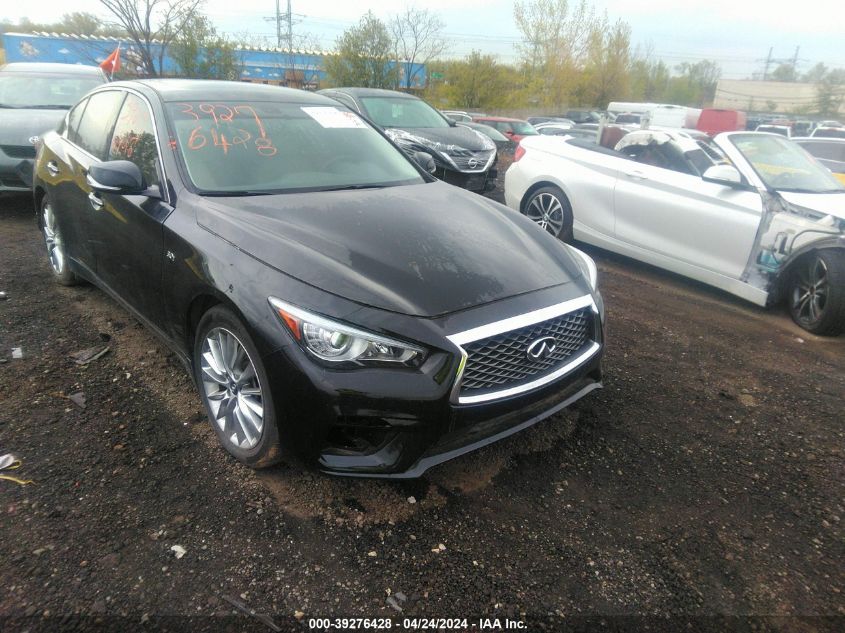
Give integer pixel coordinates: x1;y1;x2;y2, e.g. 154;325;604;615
0;62;107;192
319;87;497;192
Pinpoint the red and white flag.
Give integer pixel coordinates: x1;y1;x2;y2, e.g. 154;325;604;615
100;44;121;78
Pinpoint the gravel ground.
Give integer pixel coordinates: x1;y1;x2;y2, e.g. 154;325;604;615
1;183;843;633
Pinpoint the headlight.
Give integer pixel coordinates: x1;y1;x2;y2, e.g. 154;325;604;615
566;246;598;291
268;297;425;366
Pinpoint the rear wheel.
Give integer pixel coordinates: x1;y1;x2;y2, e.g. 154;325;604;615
194;306;282;468
522;186;574;242
787;250;845;336
40;197;79;286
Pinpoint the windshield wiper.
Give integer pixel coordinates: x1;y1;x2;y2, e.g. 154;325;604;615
318;184;387;192
22;104;72;110
201;190;276;197
778;187;845;193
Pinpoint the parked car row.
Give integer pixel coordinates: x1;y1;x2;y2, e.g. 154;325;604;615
4;61;843;481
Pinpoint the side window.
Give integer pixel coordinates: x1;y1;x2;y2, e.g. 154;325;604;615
66;98;89;144
109;93;160;187
75;90;125;159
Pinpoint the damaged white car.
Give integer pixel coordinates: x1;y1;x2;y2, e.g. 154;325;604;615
505;130;845;335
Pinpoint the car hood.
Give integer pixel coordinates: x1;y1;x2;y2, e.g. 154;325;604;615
390;125;492;152
194;182;583;317
0;108;66;145
779;191;845;221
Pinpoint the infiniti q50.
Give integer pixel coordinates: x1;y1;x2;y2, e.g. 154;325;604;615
33;80;604;477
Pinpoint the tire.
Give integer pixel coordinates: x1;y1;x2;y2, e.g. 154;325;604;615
194;305;282;468
40;196;79;286
522;185;574;242
787;249;845;336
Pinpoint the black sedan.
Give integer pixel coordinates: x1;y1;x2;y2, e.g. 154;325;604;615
33;80;605;477
0;62;107;192
318;87;498;193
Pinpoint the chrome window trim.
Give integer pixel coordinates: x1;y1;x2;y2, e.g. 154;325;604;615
446;294;599;405
63;86;170;204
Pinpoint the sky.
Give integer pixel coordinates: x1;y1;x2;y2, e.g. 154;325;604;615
3;0;844;79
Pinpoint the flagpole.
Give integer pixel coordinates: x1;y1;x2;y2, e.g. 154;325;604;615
112;42;121;81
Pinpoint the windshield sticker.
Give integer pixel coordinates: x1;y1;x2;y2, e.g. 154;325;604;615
301;107;368;129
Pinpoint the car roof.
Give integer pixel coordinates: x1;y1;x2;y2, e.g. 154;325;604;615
475;116;526;122
322;87;419;100
0;62;104;76
794;137;845;143
102;79;335;104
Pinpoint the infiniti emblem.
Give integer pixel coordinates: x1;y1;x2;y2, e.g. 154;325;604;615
526;336;557;361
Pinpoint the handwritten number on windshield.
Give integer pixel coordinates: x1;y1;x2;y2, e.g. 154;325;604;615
176;103;276;157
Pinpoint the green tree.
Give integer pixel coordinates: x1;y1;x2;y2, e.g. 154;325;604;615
513;0;605;107
171;13;241;80
816;69;845;117
324;12;398;89
435;51;516;110
770;63;797;82
667;60;721;106
803;62;828;83
578;19;632;107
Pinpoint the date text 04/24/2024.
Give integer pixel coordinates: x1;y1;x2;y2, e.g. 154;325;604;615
307;617;527;630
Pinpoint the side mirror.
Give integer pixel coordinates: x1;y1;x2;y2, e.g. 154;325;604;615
86;160;145;194
410;150;437;174
702;164;745;188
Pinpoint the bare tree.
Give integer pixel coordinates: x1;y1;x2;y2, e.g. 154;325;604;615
98;0;202;76
391;8;447;90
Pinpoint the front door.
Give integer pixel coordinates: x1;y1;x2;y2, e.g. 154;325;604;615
613;144;762;279
89;91;171;330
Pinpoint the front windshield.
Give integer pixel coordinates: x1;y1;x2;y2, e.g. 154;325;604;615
511;121;538;135
166;101;424;194
360;96;449;129
731;133;845;193
0;74;103;109
467;123;508;142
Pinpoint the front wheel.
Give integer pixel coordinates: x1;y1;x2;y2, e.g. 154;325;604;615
787;250;845;336
522;186;574;242
194;306;282;468
40;197;79;286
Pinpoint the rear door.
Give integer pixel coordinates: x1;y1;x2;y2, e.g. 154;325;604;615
89;91;172;329
613;143;762;279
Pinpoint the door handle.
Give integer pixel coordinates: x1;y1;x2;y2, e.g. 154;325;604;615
87;191;104;210
46;161;60;177
624;170;648;180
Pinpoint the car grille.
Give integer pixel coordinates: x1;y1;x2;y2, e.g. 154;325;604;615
447;148;494;172
459;307;592;395
1;145;36;159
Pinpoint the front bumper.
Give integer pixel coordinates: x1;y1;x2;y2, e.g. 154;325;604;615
437;165;497;192
261;298;603;478
0;154;34;192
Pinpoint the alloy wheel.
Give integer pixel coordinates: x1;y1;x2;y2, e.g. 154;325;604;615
791;256;828;326
42;203;65;275
200;327;265;450
525;192;565;236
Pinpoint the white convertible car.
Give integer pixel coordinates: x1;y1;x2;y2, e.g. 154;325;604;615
505;130;845;335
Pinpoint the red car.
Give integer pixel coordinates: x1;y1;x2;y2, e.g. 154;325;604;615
473;116;538;142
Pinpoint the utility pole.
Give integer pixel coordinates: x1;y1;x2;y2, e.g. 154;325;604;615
266;0;294;50
762;47;773;81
